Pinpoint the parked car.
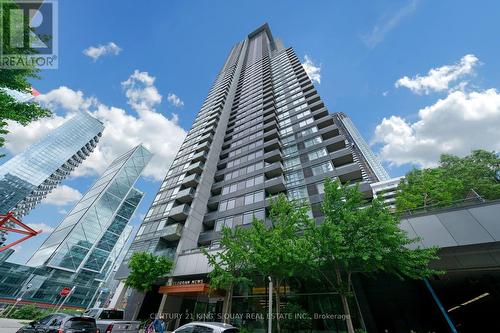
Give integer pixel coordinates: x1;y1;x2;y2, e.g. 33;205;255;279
16;313;97;333
173;322;239;333
82;308;140;333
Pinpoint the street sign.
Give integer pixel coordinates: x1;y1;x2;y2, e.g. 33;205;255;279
60;287;71;297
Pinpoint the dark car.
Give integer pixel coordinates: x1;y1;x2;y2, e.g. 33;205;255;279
17;313;97;333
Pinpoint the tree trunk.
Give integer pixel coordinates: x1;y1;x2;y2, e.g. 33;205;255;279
222;283;233;323
335;266;355;333
340;293;355;333
275;279;281;333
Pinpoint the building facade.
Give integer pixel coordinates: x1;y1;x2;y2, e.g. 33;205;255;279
0;145;151;309
115;24;385;331
332;112;390;182
0;111;104;218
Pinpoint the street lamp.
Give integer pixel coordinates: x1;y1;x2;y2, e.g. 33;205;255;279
268;276;272;333
3;283;32;317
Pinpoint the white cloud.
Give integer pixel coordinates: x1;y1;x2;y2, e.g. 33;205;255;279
83;42;122;61
382;91;389;97
361;0;419;48
395;54;479;94
167;93;184;108
26;223;55;234
37;86;97;112
302;55;321;84
121;70;162;112
42;185;83;206
4;71;187;182
374;89;500;167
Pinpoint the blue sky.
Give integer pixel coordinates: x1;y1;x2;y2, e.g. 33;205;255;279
3;0;500;264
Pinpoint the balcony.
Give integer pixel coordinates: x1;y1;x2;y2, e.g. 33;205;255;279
324;136;346;152
320;124;340;140
264;149;282;163
175;188;195;203
265;176;286;194
263;119;278;132
169;204;190;222
160;223;183;241
264;138;280;152
264;128;279;141
336;163;363;183
203;211;217;226
198;230;221;246
191;151;208;163
198;133;214;144
330;148;354;167
186;161;205;175
264;161;284;178
182;173;200;187
195;141;211;153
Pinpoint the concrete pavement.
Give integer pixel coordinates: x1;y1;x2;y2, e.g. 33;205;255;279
0;318;28;333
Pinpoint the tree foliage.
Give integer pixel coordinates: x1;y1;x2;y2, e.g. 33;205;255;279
204;194;314;331
205;181;440;333
125;252;173;292
396;150;500;212
304;179;440;333
0;0;51;154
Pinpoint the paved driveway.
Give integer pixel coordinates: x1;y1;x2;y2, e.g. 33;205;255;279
0;318;27;333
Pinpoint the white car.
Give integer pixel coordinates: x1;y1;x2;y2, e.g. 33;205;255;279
173;322;239;333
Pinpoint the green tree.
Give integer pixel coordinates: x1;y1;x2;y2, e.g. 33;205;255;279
395;167;460;211
0;0;52;154
305;179;440;333
205;195;313;332
203;226;252;323
124;252;173;292
396;150;500;212
440;150;500;199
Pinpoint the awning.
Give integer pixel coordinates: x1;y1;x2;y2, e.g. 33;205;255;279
159;283;210;295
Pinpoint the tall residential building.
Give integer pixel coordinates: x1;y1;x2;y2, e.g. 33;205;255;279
333;112;390;182
0;111;104;217
117;24;376;328
0;145;151;309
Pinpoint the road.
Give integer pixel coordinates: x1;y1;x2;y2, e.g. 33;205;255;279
0;318;26;333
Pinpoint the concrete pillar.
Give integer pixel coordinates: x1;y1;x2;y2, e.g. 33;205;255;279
157;293;168;317
109;281;127;309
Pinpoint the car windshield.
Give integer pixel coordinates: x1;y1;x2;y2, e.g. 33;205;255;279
99;310;124;320
64;317;96;329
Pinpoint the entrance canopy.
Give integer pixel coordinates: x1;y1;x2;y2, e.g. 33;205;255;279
159;283;210;295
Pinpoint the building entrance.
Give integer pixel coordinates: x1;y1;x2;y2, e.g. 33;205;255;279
158;282;224;330
429;269;500;332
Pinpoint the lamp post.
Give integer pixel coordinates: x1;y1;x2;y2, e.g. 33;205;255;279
268;276;272;333
3;283;32;317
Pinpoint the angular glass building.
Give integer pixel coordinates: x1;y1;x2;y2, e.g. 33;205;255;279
0;112;104;218
116;24;386;330
0;145;152;309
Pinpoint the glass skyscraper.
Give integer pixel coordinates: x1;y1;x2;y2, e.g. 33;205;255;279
0;111;104;218
0;145;152;309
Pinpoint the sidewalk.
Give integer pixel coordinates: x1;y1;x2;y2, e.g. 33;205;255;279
0;318;29;333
